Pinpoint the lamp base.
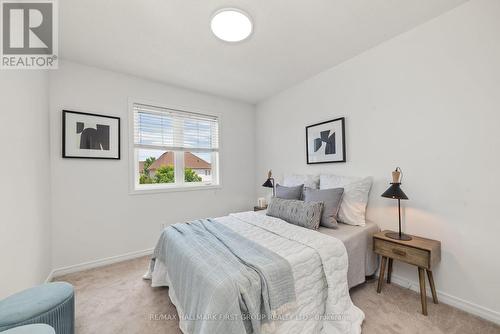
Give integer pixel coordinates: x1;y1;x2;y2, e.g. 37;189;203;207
385;232;412;241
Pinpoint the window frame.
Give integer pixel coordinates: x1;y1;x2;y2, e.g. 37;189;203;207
128;99;222;195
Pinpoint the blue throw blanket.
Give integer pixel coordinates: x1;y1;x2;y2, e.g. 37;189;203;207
151;219;296;334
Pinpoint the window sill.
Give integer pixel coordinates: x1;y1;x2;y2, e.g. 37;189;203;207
129;184;222;195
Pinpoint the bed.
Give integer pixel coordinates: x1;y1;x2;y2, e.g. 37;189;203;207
251;209;379;289
145;210;378;334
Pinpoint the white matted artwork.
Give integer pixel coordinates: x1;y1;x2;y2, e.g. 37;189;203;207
62;110;120;159
306;117;346;164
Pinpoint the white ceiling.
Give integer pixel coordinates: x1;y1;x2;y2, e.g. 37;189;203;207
60;0;468;103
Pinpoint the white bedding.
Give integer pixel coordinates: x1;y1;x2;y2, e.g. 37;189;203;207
151;211;364;334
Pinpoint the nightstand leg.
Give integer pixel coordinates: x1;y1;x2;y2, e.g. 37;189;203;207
387;258;393;284
426;270;438;304
377;256;387;293
418;267;428;315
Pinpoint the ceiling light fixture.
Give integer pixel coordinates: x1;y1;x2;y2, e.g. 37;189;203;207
210;9;253;43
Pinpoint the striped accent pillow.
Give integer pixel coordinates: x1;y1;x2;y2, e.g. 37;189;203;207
266;198;323;230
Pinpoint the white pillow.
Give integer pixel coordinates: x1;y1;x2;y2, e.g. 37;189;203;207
283;174;319;189
320;174;372;226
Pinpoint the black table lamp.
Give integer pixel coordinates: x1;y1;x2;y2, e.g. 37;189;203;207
262;170;275;196
381;167;411;241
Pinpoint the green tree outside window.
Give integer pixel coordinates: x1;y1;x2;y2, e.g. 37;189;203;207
139;158;202;184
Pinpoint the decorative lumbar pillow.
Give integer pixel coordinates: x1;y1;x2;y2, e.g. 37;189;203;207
266;197;323;230
283;174;320;189
304;187;344;228
275;184;304;200
320;174;372;226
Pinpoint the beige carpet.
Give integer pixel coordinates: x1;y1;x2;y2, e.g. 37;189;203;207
55;256;499;334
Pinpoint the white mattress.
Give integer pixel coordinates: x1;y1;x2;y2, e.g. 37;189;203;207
318;221;380;288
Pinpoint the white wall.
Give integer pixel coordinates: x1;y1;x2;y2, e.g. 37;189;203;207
256;0;500;320
49;61;256;268
0;71;52;298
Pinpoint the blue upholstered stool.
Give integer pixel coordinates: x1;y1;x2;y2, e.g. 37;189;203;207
2;324;55;334
0;282;74;334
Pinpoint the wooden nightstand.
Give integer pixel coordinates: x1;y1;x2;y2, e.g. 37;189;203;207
373;230;441;315
253;206;267;212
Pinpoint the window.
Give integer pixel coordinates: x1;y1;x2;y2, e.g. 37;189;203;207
131;102;220;192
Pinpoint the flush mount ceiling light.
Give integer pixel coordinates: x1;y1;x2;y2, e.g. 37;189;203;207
210;9;253;42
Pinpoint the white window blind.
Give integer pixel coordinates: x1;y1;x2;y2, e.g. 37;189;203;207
133;103;219;152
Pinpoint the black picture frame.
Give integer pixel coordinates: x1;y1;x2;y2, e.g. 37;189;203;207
305;117;346;164
62;110;121;160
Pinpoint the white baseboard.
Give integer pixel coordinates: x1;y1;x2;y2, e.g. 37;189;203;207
48;248;154;280
388;274;500;325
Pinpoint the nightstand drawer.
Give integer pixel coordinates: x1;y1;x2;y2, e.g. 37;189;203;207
374;239;429;268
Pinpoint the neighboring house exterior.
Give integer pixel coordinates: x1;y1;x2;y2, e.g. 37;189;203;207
138;161;145;174
141;151;211;180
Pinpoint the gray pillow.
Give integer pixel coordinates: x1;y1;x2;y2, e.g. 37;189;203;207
275;184;304;200
304;187;344;228
266;197;323;230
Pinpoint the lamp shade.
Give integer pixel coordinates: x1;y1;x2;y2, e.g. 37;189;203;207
262;179;274;188
381;183;408;200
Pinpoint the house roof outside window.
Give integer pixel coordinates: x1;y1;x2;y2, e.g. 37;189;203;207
143;152;211;174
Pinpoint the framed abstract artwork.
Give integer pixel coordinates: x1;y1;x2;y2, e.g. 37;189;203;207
62;110;120;159
306;117;346;164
